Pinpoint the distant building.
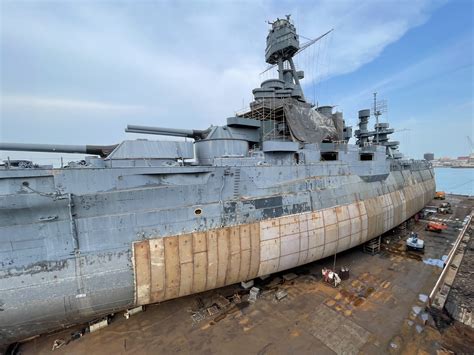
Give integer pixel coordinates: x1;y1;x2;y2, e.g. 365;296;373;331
424;153;434;161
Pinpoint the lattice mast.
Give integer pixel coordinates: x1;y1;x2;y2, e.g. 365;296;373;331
372;92;387;144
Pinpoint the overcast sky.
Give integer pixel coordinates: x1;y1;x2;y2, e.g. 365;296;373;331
1;0;473;164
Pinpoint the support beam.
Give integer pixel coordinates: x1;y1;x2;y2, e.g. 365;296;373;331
288;57;304;100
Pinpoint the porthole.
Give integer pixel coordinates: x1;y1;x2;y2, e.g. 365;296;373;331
194;208;202;216
22;181;30;187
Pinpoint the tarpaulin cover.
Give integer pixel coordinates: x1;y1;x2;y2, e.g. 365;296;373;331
284;103;340;143
331;113;344;140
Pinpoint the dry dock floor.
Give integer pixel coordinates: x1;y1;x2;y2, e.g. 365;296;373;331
20;195;474;354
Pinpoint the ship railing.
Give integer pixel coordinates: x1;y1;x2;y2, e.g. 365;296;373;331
390;159;432;171
234;106;253;116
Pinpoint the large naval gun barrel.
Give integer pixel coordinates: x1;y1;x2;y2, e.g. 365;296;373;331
0;143;118;157
126;124;210;140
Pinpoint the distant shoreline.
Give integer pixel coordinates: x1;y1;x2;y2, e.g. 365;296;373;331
434;166;474;169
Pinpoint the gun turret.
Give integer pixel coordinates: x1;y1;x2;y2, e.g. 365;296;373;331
0;143;118;157
125;125;210;140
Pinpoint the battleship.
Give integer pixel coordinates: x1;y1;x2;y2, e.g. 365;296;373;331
0;16;435;345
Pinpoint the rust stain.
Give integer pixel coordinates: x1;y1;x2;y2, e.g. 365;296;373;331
132;184;434;306
353;298;365;307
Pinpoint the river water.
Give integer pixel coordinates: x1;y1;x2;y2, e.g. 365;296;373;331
434;167;474;196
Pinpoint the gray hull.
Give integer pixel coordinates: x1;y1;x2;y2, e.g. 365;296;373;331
0;15;435;345
0;160;434;344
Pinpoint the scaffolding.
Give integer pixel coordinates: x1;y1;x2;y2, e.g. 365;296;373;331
238;97;292;141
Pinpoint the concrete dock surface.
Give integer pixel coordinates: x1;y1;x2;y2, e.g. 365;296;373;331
17;195;474;355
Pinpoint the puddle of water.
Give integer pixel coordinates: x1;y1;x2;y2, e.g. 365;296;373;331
420;312;429;322
412;306;422;315
423;255;448;268
418;294;428;303
423;258;445;268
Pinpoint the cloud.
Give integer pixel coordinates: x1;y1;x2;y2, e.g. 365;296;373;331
1;95;148;113
336;34;473;111
289;0;446;82
0;0;444;153
1;1;266;127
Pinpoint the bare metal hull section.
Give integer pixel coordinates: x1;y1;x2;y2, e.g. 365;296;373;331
133;179;435;305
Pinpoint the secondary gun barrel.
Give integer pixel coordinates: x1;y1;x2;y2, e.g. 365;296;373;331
0;143;118;157
125;125;209;139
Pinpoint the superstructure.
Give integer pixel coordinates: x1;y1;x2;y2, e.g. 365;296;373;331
0;16;435;345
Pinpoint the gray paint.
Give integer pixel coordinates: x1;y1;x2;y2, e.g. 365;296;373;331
0;16;434;345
